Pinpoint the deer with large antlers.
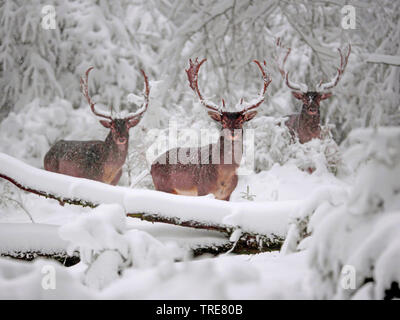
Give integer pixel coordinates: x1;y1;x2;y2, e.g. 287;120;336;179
276;39;351;144
151;58;271;200
44;67;150;185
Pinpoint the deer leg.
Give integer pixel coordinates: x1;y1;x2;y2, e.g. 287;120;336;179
307;167;315;174
221;195;231;201
110;169;123;186
156;188;178;195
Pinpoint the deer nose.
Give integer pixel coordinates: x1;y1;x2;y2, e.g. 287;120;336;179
308;105;318;114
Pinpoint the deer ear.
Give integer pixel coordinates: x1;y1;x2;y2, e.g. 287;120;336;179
208;111;222;122
127;117;141;128
320;92;332;100
291;91;304;100
244;111;257;122
99;120;112;128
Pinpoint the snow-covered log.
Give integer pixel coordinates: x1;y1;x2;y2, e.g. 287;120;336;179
0;223;79;266
0;153;297;250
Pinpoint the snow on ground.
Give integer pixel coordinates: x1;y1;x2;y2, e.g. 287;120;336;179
0;250;310;299
231;162;347;202
99;251;310;299
0;194;313;299
0;257;91;299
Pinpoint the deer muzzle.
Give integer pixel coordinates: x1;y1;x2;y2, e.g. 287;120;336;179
307;105;318;116
117;137;127;145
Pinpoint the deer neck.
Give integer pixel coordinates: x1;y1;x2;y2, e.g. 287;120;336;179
104;132;129;167
217;134;243;167
300;109;320;132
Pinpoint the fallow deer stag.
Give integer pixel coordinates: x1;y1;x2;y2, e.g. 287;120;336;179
44;67;150;185
151;58;271;200
276;39;351;143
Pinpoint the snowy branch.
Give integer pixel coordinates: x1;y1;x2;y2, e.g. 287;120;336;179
364;53;400;66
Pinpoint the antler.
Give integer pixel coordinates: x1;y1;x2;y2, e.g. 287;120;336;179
80;67;112;120
275;38;308;92
126;69;150;121
240;60;272;113
186;58;222;113
316;44;351;92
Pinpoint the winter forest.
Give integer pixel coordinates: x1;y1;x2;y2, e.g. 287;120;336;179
0;0;399;301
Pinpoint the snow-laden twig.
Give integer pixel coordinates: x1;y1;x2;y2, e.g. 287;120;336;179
1;184;35;223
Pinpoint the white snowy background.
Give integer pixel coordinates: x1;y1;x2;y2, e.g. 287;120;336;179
0;0;399;299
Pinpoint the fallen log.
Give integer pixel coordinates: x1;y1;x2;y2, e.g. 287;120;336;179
0;223;80;266
1;241;280;266
0;153;292;251
1;251;80;267
0;223;268;265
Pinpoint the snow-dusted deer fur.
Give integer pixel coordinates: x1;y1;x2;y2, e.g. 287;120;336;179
151;58;271;200
44;67;150;185
276;39;351;143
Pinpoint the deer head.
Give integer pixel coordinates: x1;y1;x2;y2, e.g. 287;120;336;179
185;58;271;141
80;67;150;146
276;38;351;117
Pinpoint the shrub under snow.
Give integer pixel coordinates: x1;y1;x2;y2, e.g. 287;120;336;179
288;127;400;299
251;116;341;174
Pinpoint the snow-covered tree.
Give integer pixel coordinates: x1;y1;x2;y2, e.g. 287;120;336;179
283;127;400;299
0;0;166;115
